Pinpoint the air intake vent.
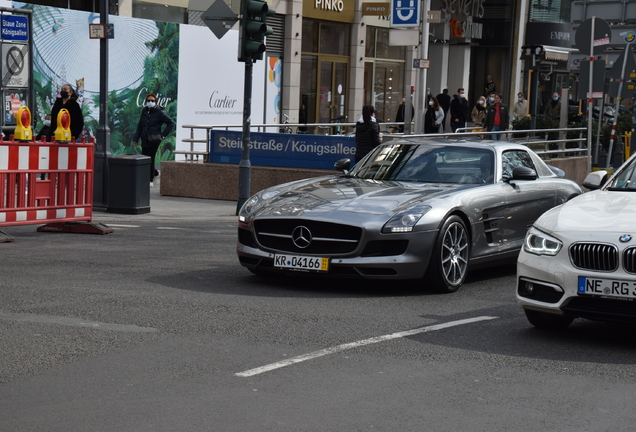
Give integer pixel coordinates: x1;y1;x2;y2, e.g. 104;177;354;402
265;14;284;57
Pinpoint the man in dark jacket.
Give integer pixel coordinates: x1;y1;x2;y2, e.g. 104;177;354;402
133;93;175;185
355;105;381;163
449;88;469;132
436;89;451;131
483;93;510;140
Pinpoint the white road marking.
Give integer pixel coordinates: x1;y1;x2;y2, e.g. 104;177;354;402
0;311;157;333
105;224;140;228
236;315;499;377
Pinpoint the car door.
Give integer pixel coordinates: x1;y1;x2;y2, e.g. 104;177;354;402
500;149;556;250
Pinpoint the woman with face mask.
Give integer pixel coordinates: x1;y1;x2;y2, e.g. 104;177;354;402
471;96;487;127
47;84;84;142
424;97;444;134
132;93;175;186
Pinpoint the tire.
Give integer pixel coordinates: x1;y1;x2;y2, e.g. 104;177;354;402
524;309;574;330
426;215;470;293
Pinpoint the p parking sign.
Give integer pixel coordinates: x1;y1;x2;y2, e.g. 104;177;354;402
391;0;419;27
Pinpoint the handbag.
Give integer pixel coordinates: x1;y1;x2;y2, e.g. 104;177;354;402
148;133;163;143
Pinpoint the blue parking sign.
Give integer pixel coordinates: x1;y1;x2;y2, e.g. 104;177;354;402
391;0;419;27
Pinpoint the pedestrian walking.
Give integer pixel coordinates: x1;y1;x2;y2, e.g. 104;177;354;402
471;96;487;128
424;97;444;134
354;105;381;163
543;92;561;119
484;93;509;140
133;93;175;187
436;89;451;131
450;88;469;132
395;97;414;132
513;92;528;120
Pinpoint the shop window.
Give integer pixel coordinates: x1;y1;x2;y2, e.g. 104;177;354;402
302;19;320;53
365;27;404;60
302;18;349;56
529;0;573;23
320;21;350;56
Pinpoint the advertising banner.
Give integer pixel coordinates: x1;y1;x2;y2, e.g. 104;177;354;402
175;24;268;160
209;130;356;169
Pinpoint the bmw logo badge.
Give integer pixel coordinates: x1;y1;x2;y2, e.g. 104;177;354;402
619;234;632;243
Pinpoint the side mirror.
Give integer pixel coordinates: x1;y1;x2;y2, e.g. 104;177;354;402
508;166;537;181
547;164;565;178
334;158;351;173
582;170;607;190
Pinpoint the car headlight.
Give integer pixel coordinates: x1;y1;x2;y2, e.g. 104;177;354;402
382;205;432;233
524;227;562;256
238;190;279;223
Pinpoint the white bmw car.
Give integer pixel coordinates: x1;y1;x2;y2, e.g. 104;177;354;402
517;154;636;329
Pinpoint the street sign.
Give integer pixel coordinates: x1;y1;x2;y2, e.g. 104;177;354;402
575;18;612;55
390;0;419;28
413;58;430;69
203;0;239;40
2;43;29;88
578;59;606;100
1;15;28;42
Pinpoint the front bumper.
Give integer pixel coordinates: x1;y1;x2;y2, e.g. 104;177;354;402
237;226;438;280
516;249;636;323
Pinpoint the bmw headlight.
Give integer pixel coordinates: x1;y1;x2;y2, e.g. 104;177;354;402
382;205;432;233
238;190;280;223
524;227;562;256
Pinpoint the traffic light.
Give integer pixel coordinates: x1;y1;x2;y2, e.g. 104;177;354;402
238;0;275;62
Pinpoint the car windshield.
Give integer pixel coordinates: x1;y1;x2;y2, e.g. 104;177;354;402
606;157;636;190
349;143;495;184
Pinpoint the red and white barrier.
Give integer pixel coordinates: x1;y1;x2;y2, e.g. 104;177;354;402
0;137;111;240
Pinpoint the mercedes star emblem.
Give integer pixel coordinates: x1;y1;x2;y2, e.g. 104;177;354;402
292;226;312;249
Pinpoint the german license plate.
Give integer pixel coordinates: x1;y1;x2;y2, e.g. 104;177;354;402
577;276;636;299
274;254;329;272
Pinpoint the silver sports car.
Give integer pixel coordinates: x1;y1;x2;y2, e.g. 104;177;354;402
237;138;583;292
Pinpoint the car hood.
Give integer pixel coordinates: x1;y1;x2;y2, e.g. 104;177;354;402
536;190;636;233
252;176;471;218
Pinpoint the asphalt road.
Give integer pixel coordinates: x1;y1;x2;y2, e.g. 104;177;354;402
2;196;636;431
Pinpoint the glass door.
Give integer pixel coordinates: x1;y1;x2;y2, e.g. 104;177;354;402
318;60;348;134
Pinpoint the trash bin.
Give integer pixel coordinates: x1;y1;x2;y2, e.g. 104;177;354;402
107;154;151;214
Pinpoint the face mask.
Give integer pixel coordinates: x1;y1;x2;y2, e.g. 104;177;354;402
43;119;51;127
428;101;433;106
478;100;484;105
460;93;465;98
553;97;559;101
60;91;69;98
146;101;156;108
518;97;523;102
569;96;572;100
489;97;495;103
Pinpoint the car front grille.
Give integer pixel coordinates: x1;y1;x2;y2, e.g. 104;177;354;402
569;243;618;272
624;247;636;274
253;219;362;254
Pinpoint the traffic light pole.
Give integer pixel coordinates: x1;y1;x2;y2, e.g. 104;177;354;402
237;59;253;214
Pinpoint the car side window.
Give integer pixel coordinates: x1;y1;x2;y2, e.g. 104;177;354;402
502;150;536;178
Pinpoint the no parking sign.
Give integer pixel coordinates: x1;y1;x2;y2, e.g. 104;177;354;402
2;43;29;88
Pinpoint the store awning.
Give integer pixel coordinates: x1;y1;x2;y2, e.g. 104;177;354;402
544;47;569;62
138;0;189;8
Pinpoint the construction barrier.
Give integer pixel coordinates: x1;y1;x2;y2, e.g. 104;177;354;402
0;136;112;242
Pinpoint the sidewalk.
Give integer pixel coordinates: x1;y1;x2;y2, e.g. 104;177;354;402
93;176;238;223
